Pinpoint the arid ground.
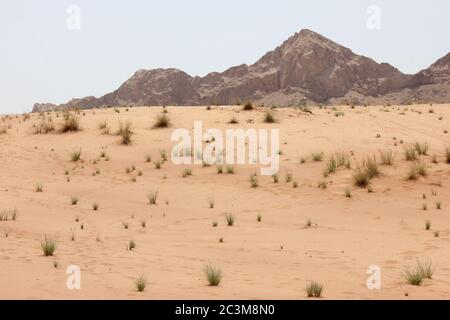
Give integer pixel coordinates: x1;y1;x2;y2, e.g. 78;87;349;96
1;104;450;299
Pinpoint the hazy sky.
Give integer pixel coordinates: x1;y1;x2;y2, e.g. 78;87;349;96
1;0;449;114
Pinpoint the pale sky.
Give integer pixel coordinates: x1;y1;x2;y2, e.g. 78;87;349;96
1;0;449;114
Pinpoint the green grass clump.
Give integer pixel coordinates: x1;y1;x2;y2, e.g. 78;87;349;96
311;152;324;162
40;235;57;256
204;263;222;286
135;274;148;292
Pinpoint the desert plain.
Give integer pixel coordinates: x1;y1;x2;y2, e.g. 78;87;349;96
1;104;450;299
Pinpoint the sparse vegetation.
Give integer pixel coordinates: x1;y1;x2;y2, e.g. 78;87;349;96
414;142;429;156
250;173;258;188
147;190;158;205
263;111;276;123
135;274;148;292
182;168;192;177
404;146;418;161
379;150;395;166
353;167;371;188
311;152;324;162
306;281;323;298
70;196;79;205
116;121;134;145
35;183;44;192
40;235;57;256
204;263;222;286
153;113;171;128
59;111;80;133
225;213;235;226
70;149;82;162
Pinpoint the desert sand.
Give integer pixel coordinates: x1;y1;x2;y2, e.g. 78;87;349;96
1;104;450;299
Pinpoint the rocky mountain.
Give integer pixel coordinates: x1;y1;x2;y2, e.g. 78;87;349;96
33;29;449;112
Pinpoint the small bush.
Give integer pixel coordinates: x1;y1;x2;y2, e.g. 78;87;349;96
92;203;99;211
242;102;253;110
204;263;222;286
116;121;134;145
40;235;57;256
35;183;44;192
250;174;258;188
363;156;380;179
225;213;235;226
306;281;323;298
414;142;429;156
228;116;239;124
216;165;223;174
135;274;148;292
379;150;394;166
353;167;370;188
403;267;423;286
425;220;431;230
153;113;171;128
182;168;192;177
128;239;136;251
70;196;79;205
263;111;276;123
147;190;158;205
70;149;82;162
226;165;235;174
311;152;324;162
445;147;450;164
59;111;80;133
404;146;418;161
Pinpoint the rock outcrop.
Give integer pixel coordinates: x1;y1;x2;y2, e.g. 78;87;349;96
33;29;449;112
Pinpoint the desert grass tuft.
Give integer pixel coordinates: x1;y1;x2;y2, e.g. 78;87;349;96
147;190;158;205
35;183;44;192
414;141;429;156
204;263;222;286
182;168;193;177
70;196;79;205
404;146;418;161
92;203;99;211
403;267;423;286
208;198;214;209
127;239;136;251
352;167;370;188
59;111;80;133
225;213;235;226
135;274;148;292
40;235;57;256
153;113;171;128
70;149;82;162
379;150;395;165
263;111;276;123
250;173;258;188
425;220;431;230
116;121;134;145
306;281;323;298
311;152;324;162
445;146;450;164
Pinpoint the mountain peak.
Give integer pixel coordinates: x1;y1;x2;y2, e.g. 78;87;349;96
32;30;450;112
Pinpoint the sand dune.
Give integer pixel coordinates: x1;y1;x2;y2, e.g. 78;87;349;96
1;104;450;299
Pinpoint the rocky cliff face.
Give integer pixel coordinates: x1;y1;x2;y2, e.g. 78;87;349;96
33;29;449;112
